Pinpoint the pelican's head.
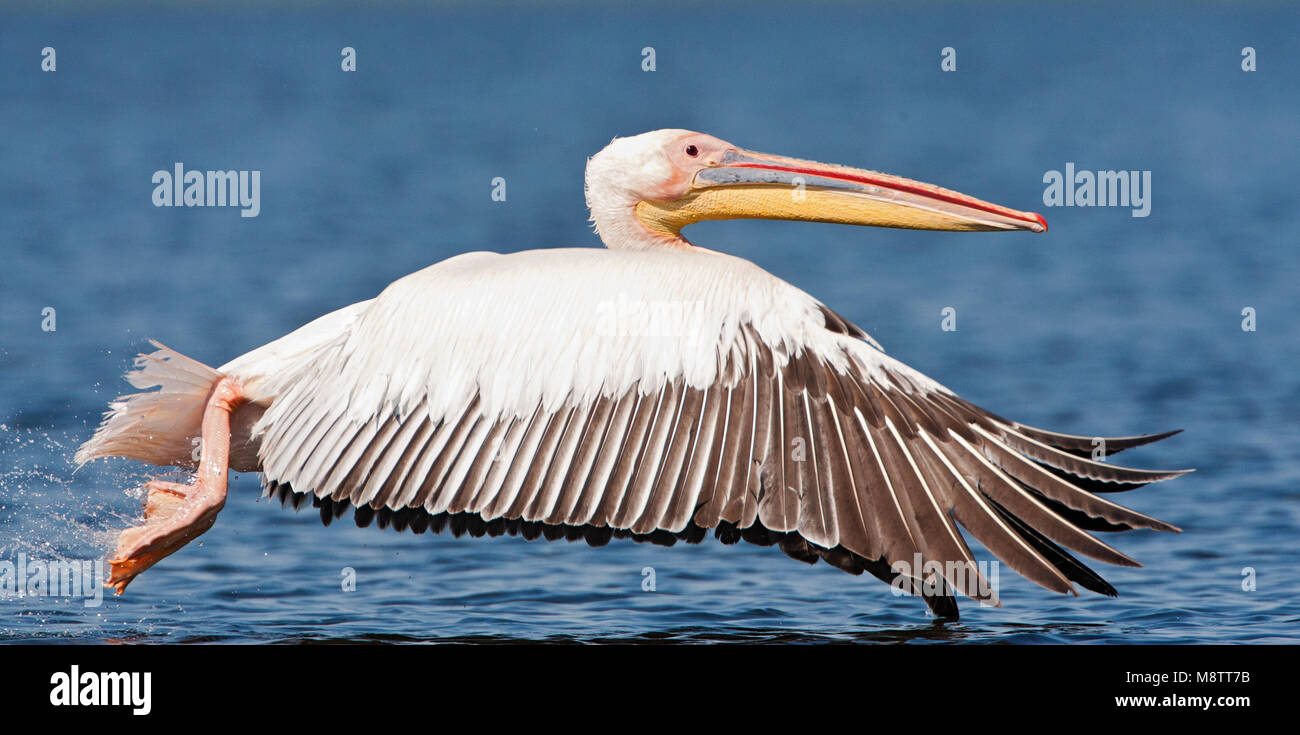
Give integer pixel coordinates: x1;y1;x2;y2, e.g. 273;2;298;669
584;128;1046;250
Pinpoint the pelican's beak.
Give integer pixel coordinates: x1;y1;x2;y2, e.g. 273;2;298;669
636;148;1047;236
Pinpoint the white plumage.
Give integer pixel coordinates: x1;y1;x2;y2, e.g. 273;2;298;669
78;129;1187;615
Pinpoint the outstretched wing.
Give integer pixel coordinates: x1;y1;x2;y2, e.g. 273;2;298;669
250;248;1189;612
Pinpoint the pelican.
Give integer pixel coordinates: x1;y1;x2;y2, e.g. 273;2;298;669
77;129;1189;617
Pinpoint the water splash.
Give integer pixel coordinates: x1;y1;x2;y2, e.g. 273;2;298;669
0;424;162;635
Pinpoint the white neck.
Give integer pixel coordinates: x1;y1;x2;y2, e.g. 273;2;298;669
587;191;693;251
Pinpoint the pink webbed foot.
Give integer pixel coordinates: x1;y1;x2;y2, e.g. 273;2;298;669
106;478;226;595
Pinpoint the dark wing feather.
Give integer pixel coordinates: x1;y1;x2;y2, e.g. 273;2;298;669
257;307;1188;618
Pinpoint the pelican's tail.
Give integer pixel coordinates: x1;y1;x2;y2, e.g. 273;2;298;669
75;340;221;470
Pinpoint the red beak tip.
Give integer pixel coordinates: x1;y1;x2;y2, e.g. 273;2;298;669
1031;212;1048;232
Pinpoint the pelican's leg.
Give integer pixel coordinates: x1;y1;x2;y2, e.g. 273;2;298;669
106;376;246;595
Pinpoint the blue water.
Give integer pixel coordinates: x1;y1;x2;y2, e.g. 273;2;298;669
2;2;1298;643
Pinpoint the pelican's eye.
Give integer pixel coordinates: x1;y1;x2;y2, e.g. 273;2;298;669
685;144;699;157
